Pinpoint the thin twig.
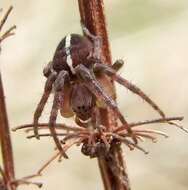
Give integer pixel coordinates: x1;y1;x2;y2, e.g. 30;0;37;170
0;73;15;190
0;25;16;43
0;6;16;44
78;1;130;190
0;6;16;190
130;117;184;127
12;123;85;132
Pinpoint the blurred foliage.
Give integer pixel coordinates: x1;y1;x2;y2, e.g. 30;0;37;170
107;0;188;37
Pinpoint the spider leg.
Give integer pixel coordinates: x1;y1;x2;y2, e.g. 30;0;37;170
75;64;137;143
91;107;111;149
33;72;57;138
49;70;69;158
91;107;101;130
81;24;102;60
112;59;124;72
94;62;165;118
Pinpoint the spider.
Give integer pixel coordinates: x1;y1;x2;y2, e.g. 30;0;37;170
32;25;167;158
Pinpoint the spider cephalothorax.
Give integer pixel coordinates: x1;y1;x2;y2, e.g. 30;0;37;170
33;26;167;158
52;34;94;74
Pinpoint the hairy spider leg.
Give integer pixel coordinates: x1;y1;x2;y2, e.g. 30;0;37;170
49;70;69;158
33;72;57;138
90;107;101;130
75;64;137;143
81;24;102;60
94;62;165;118
84;107;104;156
91;107;111;150
112;59;124;72
82;24;126;74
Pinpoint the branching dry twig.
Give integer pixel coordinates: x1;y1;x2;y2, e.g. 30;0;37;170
0;6;16;44
0;6;42;190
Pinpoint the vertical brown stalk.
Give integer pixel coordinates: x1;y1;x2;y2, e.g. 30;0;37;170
78;1;130;190
0;6;16;189
0;74;16;189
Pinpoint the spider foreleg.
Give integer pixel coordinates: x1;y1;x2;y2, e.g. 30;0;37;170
43;61;53;77
75;64;137;143
91;107;111;149
49;70;69;158
75;64;126;124
33;71;57;139
94;62;166;118
81;24;102;60
91;107;102;131
112;59;124;72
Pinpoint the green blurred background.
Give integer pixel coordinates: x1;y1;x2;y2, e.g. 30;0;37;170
1;0;188;189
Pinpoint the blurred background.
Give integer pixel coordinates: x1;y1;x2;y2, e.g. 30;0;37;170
0;0;188;190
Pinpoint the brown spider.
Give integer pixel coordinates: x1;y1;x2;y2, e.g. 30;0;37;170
31;25;170;158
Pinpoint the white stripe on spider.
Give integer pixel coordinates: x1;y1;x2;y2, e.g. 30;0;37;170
65;34;76;74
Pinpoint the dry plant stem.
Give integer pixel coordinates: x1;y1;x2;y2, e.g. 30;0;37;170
0;6;41;189
78;1;130;190
0;74;16;190
0;6;16;190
